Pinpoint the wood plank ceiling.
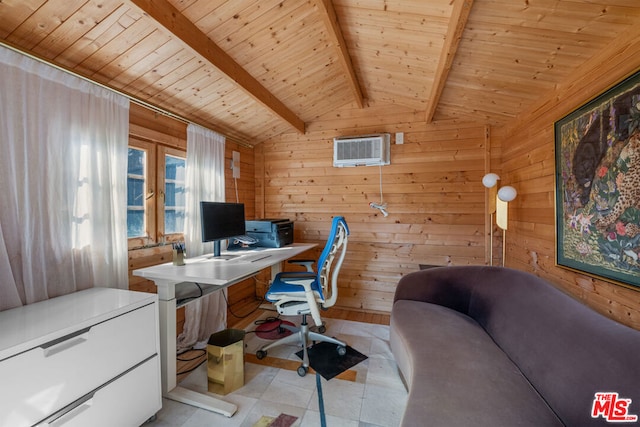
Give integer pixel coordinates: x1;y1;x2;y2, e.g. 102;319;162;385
1;0;639;145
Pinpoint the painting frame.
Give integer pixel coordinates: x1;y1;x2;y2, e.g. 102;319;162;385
555;70;640;290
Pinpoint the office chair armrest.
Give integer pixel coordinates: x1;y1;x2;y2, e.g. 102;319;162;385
288;259;315;272
277;272;315;281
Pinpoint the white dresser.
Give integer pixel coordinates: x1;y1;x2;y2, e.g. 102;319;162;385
0;288;162;427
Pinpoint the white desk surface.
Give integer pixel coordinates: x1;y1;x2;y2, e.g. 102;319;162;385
132;243;316;417
133;243;316;289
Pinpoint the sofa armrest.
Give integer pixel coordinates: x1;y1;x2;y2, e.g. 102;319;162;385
394;266;486;316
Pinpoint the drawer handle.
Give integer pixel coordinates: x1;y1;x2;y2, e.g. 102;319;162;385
40;327;91;357
41;394;94;426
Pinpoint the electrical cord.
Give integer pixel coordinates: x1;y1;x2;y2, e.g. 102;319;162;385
369;164;389;216
175;280;273;377
176;359;207;376
175;282;269;376
254;316;280;325
176;318;283;376
176;348;207;376
222;288;266;319
379;163;384;203
175;318;284;375
234;176;239;203
244;316;283;335
176;282;204;305
177;348;206;361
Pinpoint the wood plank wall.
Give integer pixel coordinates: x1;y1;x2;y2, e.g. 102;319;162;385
124;22;640;333
126;103;257;331
255;104;501;313
498;26;640;330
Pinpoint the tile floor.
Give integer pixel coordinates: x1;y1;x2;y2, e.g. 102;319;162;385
149;315;408;427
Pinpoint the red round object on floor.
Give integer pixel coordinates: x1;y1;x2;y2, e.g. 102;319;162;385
255;319;295;340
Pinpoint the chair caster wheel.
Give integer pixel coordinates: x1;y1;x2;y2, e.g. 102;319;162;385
256;350;267;360
337;345;347;356
297;365;308;377
318;325;326;334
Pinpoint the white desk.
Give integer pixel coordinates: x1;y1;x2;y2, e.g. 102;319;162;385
132;243;316;417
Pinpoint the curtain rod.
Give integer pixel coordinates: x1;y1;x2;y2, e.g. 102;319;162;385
0;40;253;149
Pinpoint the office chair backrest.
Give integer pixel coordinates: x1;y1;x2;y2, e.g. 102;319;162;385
316;216;349;308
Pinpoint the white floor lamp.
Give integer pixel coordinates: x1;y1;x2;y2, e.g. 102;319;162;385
482;173;499;266
483;173;517;267
496;185;517;267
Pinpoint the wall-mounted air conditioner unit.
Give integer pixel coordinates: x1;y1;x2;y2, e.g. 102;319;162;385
333;133;391;167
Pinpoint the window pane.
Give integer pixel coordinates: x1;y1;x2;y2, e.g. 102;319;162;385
165;154;185;234
127;210;145;238
127;177;144;206
128;148;145;176
127;148;146;238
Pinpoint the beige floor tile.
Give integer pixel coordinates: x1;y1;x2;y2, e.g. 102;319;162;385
152;319;406;427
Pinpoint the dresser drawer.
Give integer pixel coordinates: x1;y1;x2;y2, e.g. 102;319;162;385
0;303;157;427
37;355;161;427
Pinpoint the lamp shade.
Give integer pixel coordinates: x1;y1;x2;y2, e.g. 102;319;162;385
482;173;500;188
498;186;517;202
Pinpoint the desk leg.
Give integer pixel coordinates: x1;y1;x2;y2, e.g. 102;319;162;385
270;260;283;282
257;261;284;311
158;299;177;392
157;297;238;417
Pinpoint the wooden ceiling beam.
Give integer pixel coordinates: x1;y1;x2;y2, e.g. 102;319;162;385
425;0;474;123
128;0;305;134
312;0;364;109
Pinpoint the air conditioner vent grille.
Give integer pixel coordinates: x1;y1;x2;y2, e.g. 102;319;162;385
337;138;381;161
333;134;390;167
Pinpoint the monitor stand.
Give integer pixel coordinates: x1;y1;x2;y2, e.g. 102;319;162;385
207;240;238;260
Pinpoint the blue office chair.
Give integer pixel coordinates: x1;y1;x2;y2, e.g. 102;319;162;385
256;216;349;376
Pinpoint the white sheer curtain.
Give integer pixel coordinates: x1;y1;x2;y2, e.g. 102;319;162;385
0;46;129;311
177;123;226;351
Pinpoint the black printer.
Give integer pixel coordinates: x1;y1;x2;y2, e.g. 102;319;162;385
245;218;294;248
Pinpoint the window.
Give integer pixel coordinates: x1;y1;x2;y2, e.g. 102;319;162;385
127;137;185;248
159;147;186;239
127;147;147;238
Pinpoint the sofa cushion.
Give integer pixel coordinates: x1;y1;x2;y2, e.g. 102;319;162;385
464;267;640;427
391;299;563;427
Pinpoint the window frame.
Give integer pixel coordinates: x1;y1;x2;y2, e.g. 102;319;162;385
127;137;157;249
157;145;186;245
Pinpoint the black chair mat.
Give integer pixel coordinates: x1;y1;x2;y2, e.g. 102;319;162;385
296;341;367;380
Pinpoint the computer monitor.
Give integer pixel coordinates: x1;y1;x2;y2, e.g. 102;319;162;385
200;201;246;257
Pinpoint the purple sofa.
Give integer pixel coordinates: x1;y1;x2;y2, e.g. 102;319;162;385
390;266;640;426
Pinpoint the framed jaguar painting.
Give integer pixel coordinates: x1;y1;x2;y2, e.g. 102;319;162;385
555;70;640;289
